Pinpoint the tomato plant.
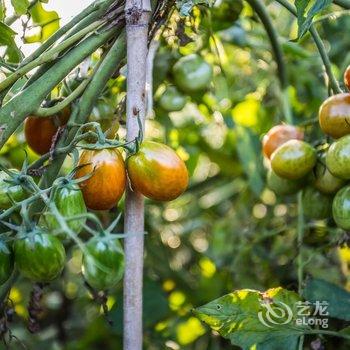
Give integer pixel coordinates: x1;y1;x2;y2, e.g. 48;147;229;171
14;229;66;282
262;124;304;159
158;86;187;112
0;169;26;209
75;148;126;210
333;185;350;230
24;107;70;155
345;65;350;91
82;235;124;291
127;141;189;201
318;93;350;139
270;139;317;180
173;54;213;93
326;135;350;179
44;180;87;237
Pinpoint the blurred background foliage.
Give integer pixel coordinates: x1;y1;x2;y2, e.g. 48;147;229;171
1;0;350;349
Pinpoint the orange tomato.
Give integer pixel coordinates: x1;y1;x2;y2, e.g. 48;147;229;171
345;65;350;91
262;124;304;159
319;93;350;139
24;107;70;155
127;141;189;201
75;149;126;210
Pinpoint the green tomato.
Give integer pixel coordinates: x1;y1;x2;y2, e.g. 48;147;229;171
271;140;317;180
302;187;333;220
14;230;66;282
45;182;87;237
159;86;187;112
0;169;26;209
326;135;350;179
82;236;124;291
267;169;304;196
173;54;213;93
0;241;13;285
332;185;350;230
311;153;345;194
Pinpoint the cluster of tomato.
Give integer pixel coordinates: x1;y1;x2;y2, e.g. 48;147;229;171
0;96;190;291
158;53;213;112
263;66;350;226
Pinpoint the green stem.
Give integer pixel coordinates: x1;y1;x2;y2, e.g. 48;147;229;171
35;79;91;117
0;27;117;149
0;21;103;92
275;0;342;94
246;0;292;123
247;0;288;89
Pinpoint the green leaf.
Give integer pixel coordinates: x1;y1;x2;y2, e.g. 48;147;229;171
25;2;59;43
303;278;350;321
295;0;332;39
194;287;306;349
0;22;16;46
236;126;264;197
11;0;29;15
177;0;215;16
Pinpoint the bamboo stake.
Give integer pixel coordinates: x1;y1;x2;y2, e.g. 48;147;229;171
123;1;151;349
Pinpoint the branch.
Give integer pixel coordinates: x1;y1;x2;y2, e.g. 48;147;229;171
123;1;151;349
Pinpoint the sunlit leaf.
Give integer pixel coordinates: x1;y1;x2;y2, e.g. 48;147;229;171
194;287;305;349
25;2;59;43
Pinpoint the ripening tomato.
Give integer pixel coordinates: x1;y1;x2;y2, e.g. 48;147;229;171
82;236;124;291
14;230;66;282
44;181;87;237
24;107;70;155
311;153;345;194
333;186;350;230
319;93;350;139
302;187;333;220
173;54;213;93
326;135;350;179
0;169;26;209
262;124;304;159
127;141;189;201
0;241;13;285
271;140;317;180
266;169;304;196
159;86;187;112
344;66;350;91
75;149;126;210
